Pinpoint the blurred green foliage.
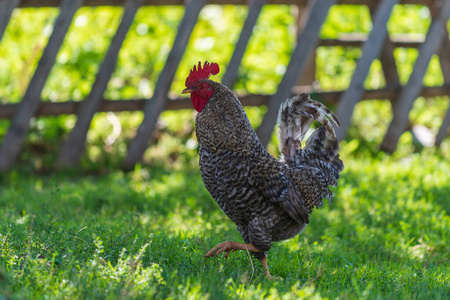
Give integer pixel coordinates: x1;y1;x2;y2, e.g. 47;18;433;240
0;4;449;169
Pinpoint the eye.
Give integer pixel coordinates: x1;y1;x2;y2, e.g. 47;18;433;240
199;84;206;89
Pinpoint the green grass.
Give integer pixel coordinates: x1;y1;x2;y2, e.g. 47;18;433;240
1;149;449;299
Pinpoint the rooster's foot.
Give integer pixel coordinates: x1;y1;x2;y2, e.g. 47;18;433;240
205;241;260;260
258;256;281;280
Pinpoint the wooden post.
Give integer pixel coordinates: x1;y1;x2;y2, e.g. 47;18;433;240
438;27;450;79
435;26;450;146
297;50;316;86
123;0;205;170
381;0;450;152
378;39;401;87
296;3;316;86
56;0;143;168
436;106;450;146
335;0;399;141
0;0;83;171
367;2;400;87
0;0;20;42
222;0;266;88
256;0;336;147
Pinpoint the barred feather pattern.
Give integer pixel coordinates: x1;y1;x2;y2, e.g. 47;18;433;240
195;81;343;261
277;93;340;165
277;93;344;207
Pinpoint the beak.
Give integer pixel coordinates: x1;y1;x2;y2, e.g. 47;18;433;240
182;87;194;94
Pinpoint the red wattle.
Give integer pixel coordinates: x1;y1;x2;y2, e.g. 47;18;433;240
191;94;208;112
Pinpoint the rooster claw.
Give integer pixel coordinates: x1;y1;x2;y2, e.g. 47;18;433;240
206;241;278;278
205;241;260;260
267;275;283;281
205;241;236;259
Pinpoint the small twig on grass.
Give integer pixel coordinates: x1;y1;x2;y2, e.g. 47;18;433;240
244;248;255;281
422;260;431;272
17;215;36;278
1;233;9;248
75;226;88;236
72;236;85;242
302;263;325;289
72;226;88;246
436;258;450;265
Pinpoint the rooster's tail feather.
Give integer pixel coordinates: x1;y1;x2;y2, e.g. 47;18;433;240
277;93;342;172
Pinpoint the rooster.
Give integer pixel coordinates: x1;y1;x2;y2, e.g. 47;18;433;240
182;61;343;278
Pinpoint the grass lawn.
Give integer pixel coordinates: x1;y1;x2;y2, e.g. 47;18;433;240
1;149;449;299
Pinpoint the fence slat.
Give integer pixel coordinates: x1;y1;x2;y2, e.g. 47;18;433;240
435;27;450;146
319;37;424;48
367;2;400;87
436;105;450;146
0;0;20;42
123;0;205;170
438;27;450;80
56;0;143;168
0;0;82;171
222;0;266;88
335;0;398;141
381;0;450;152
378;40;400;86
256;0;336;147
297;4;316;86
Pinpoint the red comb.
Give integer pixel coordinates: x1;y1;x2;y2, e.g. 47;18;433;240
185;61;220;87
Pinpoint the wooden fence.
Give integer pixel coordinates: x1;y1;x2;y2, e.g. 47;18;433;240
0;0;449;171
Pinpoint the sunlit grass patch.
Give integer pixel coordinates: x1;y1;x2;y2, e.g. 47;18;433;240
1;148;449;299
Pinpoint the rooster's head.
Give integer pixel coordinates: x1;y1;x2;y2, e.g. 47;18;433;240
182;61;219;112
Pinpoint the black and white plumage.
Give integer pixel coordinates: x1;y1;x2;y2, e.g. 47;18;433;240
183;62;343;277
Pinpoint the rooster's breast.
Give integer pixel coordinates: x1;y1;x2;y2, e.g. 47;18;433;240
198;145;267;226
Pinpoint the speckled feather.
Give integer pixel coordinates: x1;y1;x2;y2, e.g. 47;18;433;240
195;80;344;260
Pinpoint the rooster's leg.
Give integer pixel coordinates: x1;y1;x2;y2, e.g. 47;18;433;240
258;256;271;278
205;241;260;259
206;241;275;278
